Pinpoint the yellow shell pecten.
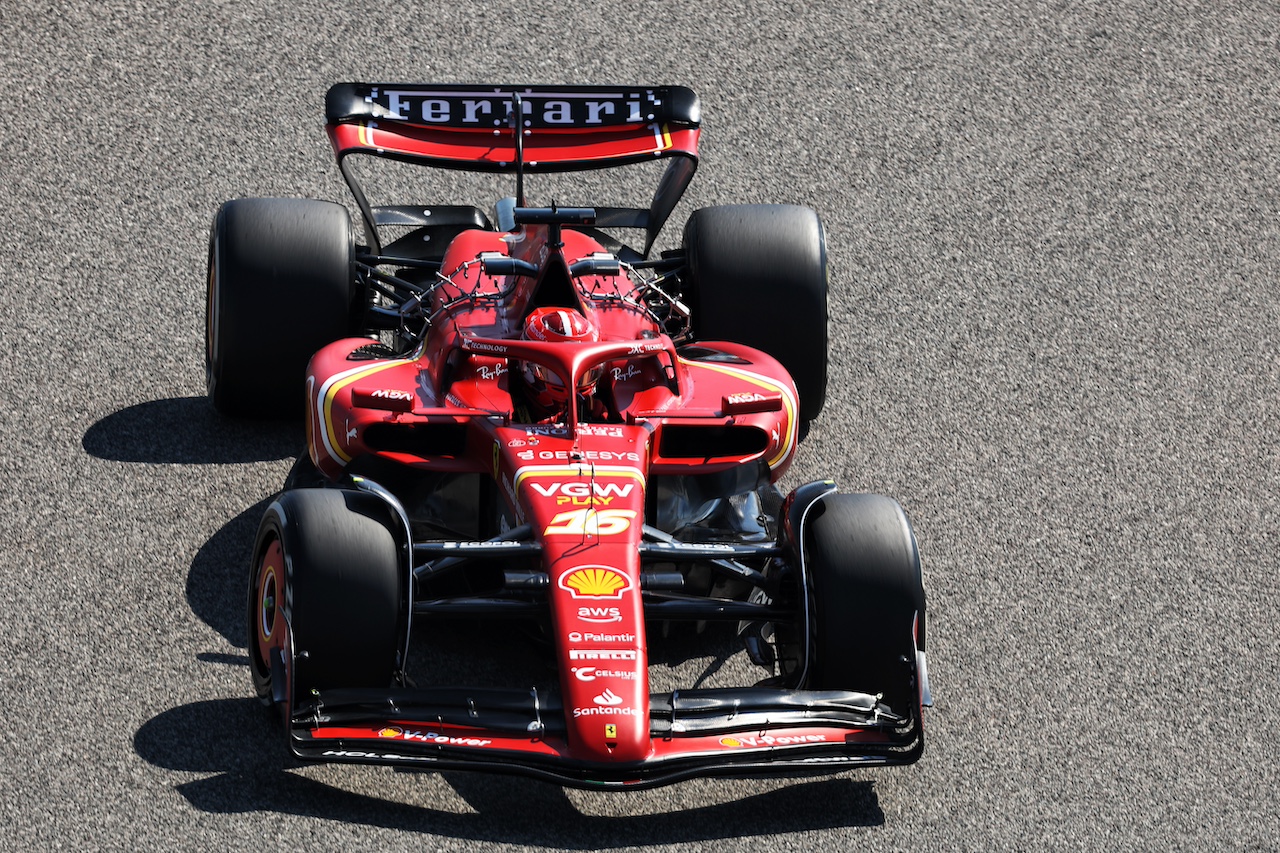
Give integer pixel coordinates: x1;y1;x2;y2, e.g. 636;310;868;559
562;566;627;597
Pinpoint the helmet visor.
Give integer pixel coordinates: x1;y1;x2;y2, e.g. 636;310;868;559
526;363;604;394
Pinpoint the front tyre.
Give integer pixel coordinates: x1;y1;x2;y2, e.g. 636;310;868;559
801;492;925;716
248;488;404;716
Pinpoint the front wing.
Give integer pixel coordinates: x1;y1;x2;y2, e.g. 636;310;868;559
290;685;923;789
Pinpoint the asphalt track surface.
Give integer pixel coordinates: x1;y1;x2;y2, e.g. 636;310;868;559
3;2;1279;849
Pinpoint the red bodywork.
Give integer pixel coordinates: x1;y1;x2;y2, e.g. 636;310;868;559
303;223;800;767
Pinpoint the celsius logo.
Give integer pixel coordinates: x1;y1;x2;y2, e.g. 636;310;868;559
572;667;639;682
578;606;622;623
593;689;623;706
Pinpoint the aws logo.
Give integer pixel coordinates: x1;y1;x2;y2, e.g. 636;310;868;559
559;566;632;599
578;605;622;623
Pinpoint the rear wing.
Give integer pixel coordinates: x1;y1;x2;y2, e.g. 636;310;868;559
325;84;702;255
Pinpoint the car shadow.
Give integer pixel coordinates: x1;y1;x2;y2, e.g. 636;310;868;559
82;396;302;464
188;497;273;648
133;697;885;844
83;397;301;647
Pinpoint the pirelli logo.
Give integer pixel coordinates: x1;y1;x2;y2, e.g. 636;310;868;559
568;649;638;661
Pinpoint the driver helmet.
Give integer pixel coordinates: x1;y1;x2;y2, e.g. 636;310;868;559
521;307;602;409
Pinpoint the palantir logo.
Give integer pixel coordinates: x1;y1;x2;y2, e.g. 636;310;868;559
593;689;623;706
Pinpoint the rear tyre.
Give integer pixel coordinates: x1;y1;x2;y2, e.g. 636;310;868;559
206;197;358;417
802;493;925;715
682;204;828;424
248;488;403;715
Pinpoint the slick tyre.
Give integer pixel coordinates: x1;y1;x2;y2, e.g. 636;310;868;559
206;197;358;417
682;204;828;424
802;493;925;715
248;488;404;715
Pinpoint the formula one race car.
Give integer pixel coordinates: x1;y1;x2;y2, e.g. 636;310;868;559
206;84;930;789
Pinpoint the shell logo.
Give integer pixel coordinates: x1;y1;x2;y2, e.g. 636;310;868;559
377;727;403;738
558;565;632;599
720;737;742;747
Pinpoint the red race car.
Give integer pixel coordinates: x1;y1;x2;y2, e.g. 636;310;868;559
205;83;930;789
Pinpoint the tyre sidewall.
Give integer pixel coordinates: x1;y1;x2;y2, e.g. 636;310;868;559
206;198;356;417
247;488;405;714
682;204;829;423
802;493;924;711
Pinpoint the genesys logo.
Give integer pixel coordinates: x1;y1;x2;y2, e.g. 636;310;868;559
559;565;632;599
571;667;639;682
578;605;623;623
516;449;641;462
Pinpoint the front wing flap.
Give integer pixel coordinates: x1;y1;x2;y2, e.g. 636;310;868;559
290;686;922;789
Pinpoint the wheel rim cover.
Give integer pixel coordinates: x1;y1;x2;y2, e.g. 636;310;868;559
255;539;285;670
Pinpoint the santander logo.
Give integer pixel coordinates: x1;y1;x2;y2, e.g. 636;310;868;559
593;689;624;706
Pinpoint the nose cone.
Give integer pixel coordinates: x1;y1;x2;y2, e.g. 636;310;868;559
499;424;655;765
561;621;649;763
